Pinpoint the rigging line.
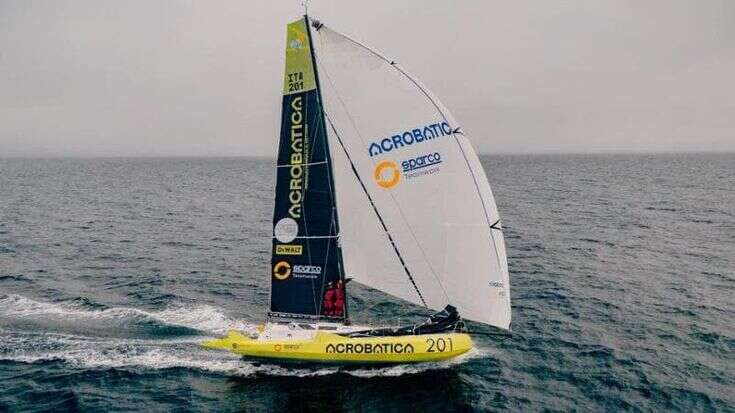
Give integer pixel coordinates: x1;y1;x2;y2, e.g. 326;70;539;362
388;66;506;281
326;25;506;280
311;24;335;323
313;35;450;304
271;94;319;319
323;112;427;308
309;51;403;322
323;25;500;240
275;235;339;239
316;65;449;306
316;204;334;319
311;23;435;309
306;14;347;322
304;107;325;319
300;96;315;313
293;86;322;317
311;41;435;308
276;160;327;168
308;112;336;320
297;55;332;317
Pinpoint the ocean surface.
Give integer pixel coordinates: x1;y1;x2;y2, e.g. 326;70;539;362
0;154;733;412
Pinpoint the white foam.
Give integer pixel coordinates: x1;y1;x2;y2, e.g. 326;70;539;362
1;330;483;378
343;346;486;378
0;331;334;378
149;306;255;335
0;294;485;378
0;330;253;375
0;294;255;335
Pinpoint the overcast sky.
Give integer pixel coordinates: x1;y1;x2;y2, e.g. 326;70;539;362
1;0;733;157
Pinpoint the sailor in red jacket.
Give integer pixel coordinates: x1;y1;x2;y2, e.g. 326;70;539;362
333;280;345;317
323;281;335;316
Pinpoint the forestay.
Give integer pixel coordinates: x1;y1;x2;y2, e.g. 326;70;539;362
311;22;511;330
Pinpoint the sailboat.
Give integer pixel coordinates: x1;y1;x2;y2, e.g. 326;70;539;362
201;14;510;364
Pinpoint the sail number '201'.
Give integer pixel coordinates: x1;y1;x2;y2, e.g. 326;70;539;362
288;72;304;92
425;337;453;353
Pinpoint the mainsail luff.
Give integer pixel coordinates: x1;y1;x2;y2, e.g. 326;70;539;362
311;22;512;330
304;14;350;322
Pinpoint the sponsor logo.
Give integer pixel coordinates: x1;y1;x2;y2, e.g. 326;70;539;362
286;24;307;52
489;281;506;296
373;160;400;189
325;342;415;354
401;152;442;173
288;38;304;51
275;244;303;255
293;264;321;279
293;265;321;274
274;217;299;243
273;261;292;280
368;122;453;157
287;96;305;219
373;152;443;190
273;262;321;280
274;344;282;352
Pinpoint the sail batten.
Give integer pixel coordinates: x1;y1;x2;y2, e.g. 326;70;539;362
311;23;512;329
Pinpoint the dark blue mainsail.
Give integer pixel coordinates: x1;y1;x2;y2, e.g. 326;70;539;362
268;16;344;320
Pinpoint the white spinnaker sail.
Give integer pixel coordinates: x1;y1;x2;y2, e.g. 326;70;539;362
313;24;511;330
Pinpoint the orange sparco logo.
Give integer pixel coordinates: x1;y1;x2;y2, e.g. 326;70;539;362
273;261;292;280
373;160;400;189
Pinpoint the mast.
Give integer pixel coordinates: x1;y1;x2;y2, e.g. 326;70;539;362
304;14;349;322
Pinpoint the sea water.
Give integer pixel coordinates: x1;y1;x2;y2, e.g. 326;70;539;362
0;154;733;411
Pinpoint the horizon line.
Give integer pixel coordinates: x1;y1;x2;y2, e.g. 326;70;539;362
1;149;733;160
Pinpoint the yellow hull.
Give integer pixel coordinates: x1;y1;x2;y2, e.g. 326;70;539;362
201;330;473;364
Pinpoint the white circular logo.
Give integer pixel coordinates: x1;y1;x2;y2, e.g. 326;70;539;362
289;39;303;50
274;218;298;243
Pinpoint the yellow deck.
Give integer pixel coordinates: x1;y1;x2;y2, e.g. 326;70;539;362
201;330;473;364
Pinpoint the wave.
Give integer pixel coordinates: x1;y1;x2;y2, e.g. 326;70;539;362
0;294;255;335
0;329;483;379
0;330;254;376
0;294;482;379
342;347;486;378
